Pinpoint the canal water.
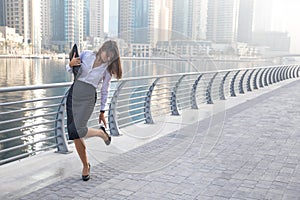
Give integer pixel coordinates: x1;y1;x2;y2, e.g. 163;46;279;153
0;57;274;163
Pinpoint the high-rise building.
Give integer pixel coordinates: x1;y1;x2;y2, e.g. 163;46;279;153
4;0;42;53
192;0;207;40
118;0;133;43
171;0;207;40
51;0;65;44
171;0;193;39
237;0;254;43
5;0;30;44
108;0;118;37
154;0;170;41
51;0;84;51
253;0;273;32
83;0;90;38
0;0;6;26
41;0;51;49
65;0;84;50
89;0;104;38
207;0;240;43
118;0;154;44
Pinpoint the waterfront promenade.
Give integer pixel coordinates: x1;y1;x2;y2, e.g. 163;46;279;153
1;78;300;199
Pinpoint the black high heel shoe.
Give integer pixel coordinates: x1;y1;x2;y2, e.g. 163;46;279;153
100;126;111;146
82;163;90;181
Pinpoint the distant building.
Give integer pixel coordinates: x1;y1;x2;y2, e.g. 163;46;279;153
0;0;6;26
156;40;211;57
41;0;51;49
171;0;207;40
108;0;118;37
4;0;41;54
0;26;24;54
50;0;85;52
253;0;273;32
118;0;154;44
237;0;254;43
4;0;30;44
252;31;290;53
89;0;104;38
206;0;239;44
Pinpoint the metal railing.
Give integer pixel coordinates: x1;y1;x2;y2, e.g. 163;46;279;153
0;65;299;164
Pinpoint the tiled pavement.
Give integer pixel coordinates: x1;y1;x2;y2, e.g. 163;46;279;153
12;80;300;199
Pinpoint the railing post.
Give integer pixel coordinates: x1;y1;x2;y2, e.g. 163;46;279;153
246;69;256;92
55;94;70;153
274;67;281;83
264;68;272;86
279;66;286;81
253;69;261;89
144;78;160;124
239;70;249;94
191;74;203;109
219;71;231;100
269;67;276;84
288;66;293;79
292;65;298;78
230;70;241;97
206;72;218;104
291;65;297;78
171;75;185;115
259;68;267;88
108;81;126;136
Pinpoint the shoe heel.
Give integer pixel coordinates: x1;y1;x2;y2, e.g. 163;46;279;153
100;126;111;146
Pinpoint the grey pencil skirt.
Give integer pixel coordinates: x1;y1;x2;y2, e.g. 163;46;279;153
66;80;96;140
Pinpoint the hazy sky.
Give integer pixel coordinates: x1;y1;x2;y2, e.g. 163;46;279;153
104;0;300;53
272;0;300;53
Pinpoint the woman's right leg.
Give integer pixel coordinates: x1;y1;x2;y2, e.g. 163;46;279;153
74;138;89;175
85;128;109;141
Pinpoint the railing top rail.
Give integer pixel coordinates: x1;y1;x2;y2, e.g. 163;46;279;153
0;65;296;93
0;82;72;93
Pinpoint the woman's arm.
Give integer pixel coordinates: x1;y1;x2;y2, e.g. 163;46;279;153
66;50;86;73
100;70;112;111
98;70;112;127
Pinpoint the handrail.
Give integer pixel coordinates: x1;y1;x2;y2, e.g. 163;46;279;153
0;64;299;165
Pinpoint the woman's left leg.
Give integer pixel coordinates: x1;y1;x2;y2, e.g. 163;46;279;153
74;138;90;176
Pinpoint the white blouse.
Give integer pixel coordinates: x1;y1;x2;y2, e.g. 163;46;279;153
66;50;112;111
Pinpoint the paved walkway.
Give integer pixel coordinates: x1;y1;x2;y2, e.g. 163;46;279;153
2;79;300;200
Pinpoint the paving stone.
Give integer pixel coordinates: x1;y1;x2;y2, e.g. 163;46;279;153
15;80;300;199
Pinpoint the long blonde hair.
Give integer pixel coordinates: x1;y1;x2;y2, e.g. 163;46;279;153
98;40;122;79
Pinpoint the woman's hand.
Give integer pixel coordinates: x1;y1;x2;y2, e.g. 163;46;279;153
69;53;81;67
98;112;107;128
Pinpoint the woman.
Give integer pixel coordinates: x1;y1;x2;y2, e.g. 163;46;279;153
66;40;122;181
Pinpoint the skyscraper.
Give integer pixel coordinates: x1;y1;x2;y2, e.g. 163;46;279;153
5;0;30;43
108;0;118;37
154;0;170;41
118;0;154;44
83;0;90;38
41;0;51;49
172;0;193;39
89;0;104;38
0;0;6;26
171;0;207;40
253;0;273;32
237;0;254;43
207;0;240;43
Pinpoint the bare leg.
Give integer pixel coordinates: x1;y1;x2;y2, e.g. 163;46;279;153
85;128;109;141
74;139;89;175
